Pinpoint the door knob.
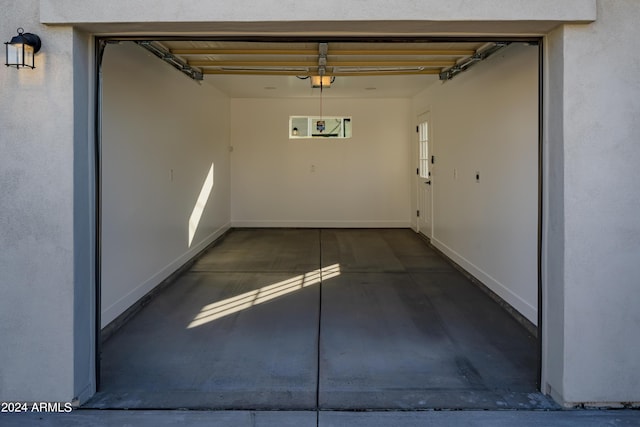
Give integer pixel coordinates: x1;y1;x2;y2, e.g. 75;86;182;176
425;180;431;185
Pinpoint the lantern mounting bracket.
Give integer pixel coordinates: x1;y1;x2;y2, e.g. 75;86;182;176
16;28;42;54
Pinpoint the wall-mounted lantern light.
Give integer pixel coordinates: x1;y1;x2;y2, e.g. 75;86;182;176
5;28;41;69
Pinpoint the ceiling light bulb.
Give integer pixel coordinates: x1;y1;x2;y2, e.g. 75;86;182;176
311;75;332;88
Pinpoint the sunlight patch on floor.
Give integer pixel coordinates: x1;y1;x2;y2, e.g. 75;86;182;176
187;263;340;328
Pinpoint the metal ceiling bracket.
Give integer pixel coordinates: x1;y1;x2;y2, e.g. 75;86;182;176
439;42;510;81
317;42;329;77
135;41;203;81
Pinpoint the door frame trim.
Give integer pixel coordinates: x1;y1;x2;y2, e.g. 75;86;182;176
92;33;544;398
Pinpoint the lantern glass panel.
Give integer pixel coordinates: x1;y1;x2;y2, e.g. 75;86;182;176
23;44;34;68
6;42;23;66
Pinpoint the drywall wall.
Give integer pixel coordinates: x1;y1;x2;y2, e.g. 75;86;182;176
412;43;539;324
230;98;412;227
101;42;231;327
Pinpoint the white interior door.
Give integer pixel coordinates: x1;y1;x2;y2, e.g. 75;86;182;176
416;113;432;237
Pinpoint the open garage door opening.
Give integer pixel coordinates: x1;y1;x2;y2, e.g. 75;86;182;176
88;37;546;410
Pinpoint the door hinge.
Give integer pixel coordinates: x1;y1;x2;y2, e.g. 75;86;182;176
417;210;420;217
416;126;419;133
431;155;435;164
416;168;419;175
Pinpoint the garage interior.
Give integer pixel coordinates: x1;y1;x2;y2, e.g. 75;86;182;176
90;38;543;410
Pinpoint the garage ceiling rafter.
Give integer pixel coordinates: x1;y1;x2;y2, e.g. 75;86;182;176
103;36;539;97
132;39;513;80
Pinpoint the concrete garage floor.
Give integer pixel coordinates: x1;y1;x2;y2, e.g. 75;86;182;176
86;228;554;410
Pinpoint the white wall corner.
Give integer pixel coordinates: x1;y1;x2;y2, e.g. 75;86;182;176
101;223;230;327
432;239;538;324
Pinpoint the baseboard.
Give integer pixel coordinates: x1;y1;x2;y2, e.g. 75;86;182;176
231;220;411;228
101;223;231;337
429;237;538;332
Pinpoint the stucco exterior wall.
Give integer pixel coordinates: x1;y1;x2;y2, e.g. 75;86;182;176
40;0;596;24
0;1;89;402
38;0;597;37
544;0;640;405
1;0;639;407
